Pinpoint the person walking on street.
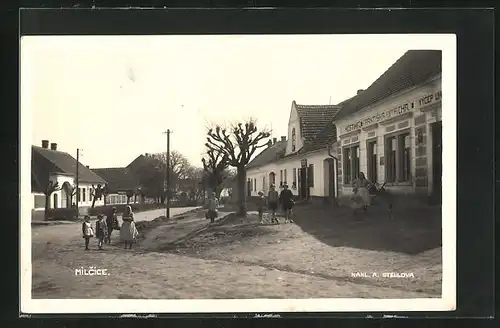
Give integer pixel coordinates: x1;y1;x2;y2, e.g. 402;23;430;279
279;183;295;223
267;184;279;224
105;207;119;244
120;205;138;249
95;214;107;250
82;215;94;251
256;191;267;224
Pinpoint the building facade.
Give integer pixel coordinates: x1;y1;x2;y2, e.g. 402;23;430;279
31;140;107;211
246;101;341;202
333;50;442;202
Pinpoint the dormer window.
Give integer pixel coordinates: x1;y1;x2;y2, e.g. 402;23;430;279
291;128;296;152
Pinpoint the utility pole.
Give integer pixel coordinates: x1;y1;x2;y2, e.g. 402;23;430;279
76;148;79;219
162;129;172;218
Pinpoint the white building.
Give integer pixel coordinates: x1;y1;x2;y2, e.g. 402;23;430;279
31;140;106;211
246;101;342;203
333;50;442;204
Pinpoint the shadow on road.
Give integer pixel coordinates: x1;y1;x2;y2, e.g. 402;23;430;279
291;203;442;255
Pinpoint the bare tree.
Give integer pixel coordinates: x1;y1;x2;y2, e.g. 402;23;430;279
90;183;107;208
149;151;191;195
205;119;270;216
44;180;61;220
201;148;229;200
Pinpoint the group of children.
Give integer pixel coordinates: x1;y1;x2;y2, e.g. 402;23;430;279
256;183;295;224
81;205;139;250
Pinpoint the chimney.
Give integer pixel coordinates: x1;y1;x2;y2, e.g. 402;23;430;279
86;165;89;169
357;89;364;95
273;137;277;144
41;140;49;149
50;143;57;151
267;140;272;147
281;136;286;141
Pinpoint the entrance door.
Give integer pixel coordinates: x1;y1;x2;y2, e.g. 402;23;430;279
431;121;442;203
299;168;307;199
367;141;377;183
247;179;252;197
53;193;58;208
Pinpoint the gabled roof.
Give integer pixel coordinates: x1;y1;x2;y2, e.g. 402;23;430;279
32;146;106;192
299;122;337;154
126;154;153;175
294;102;341;141
91;167;138;193
246;140;287;170
335;50;442;120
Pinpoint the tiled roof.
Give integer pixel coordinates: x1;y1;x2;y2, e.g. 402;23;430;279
32;146;106;192
126;154;152;175
335;50;442;120
295;103;341;141
91;167;138;193
246;140;287;170
299;122;337;154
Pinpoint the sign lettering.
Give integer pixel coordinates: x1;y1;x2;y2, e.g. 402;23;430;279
344;102;410;133
418;90;442;111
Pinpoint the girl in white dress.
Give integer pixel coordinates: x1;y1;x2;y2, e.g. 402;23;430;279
82;215;94;251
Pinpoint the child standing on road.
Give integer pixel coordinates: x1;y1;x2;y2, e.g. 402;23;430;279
95;214;107;250
256;191;267;224
82;215;94;251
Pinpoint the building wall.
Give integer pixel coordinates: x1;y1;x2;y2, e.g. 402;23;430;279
335;76;442;198
285;102;305;155
45;174;105;209
32;192;45;210
246;148;339;199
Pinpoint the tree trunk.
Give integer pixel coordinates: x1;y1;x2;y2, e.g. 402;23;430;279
104;195;107;206
236;166;247;216
91;196;96;208
44;193;50;221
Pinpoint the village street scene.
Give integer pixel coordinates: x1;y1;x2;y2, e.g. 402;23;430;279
25;36;443;301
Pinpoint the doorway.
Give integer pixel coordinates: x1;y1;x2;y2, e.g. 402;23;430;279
53;193;58;208
247;179;252;197
299;167;308;199
431;121;442;203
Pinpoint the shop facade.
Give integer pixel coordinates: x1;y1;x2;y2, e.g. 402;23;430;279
335;75;442;202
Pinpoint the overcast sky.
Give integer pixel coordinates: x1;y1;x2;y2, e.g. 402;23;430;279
22;34;443;169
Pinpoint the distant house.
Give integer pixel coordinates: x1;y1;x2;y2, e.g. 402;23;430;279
31;140;106;211
246;101;341;202
91;167;140;205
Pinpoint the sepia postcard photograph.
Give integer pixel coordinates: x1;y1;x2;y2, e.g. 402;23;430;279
20;33;456;314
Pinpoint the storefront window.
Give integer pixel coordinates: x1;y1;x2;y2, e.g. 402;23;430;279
343;144;360;184
385;132;411;183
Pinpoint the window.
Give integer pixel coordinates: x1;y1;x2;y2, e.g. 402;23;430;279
89;188;93;201
307;164;314;187
254;178;257;191
400;134;411;182
292;168;297;189
77;188;81;202
280;170;283;186
291;128;296;152
284;169;287;184
343;144;360;184
82;188;86;202
367;141;378;183
385;132;411;183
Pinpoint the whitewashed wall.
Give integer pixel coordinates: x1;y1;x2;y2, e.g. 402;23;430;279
335;76;441;196
246;148;338;198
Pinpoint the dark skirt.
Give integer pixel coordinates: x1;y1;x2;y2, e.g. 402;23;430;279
282;200;294;211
